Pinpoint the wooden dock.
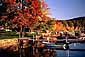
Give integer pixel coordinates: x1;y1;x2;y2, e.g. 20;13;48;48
18;38;85;43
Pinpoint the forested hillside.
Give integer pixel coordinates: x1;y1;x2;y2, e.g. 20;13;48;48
61;17;85;31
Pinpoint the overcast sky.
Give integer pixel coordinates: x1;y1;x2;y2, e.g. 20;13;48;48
45;0;85;20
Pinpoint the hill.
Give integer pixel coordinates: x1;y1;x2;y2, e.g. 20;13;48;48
61;16;85;31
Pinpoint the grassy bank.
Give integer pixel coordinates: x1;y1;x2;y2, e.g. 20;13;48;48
0;30;37;39
0;30;19;39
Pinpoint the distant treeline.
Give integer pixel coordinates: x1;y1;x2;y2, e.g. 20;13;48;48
61;17;85;31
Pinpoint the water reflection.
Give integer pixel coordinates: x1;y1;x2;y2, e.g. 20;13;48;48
56;43;85;57
21;43;85;57
1;42;85;57
69;43;85;49
56;50;85;57
20;47;57;57
33;49;56;57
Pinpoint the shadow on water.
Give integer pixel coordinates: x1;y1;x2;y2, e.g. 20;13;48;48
0;47;56;57
20;47;57;57
0;48;19;57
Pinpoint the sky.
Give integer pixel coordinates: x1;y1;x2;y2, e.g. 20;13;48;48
45;0;85;20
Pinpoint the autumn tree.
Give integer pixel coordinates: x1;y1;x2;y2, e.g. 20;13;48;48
0;0;49;37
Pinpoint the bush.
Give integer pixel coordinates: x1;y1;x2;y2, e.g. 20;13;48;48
25;32;36;38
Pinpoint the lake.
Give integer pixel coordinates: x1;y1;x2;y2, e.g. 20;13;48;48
0;43;85;57
56;43;85;57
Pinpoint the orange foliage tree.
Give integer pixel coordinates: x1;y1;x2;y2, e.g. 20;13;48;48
1;0;49;31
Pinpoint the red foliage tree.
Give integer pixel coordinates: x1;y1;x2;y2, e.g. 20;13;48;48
4;0;49;30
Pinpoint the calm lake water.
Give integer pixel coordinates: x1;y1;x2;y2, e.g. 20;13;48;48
56;43;85;57
0;43;85;57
